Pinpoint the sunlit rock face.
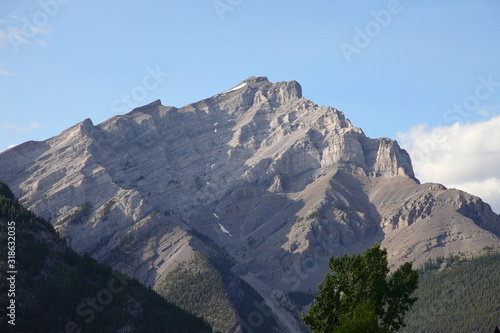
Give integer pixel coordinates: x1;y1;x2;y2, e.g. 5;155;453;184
1;76;499;332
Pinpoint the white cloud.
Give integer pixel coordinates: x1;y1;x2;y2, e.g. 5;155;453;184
2;122;41;134
397;115;500;213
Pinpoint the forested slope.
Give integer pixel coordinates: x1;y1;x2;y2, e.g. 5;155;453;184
403;252;500;333
0;181;212;333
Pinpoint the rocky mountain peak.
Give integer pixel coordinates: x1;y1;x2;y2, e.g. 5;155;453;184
207;77;303;115
131;99;163;111
80;118;95;134
237;76;302;100
242;75;270;83
0;76;499;332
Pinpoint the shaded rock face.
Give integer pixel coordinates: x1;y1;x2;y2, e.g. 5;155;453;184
1;76;499;331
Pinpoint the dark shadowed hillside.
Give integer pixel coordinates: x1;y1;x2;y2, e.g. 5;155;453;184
0;181;212;333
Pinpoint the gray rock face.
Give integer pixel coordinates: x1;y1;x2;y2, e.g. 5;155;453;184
1;76;499;331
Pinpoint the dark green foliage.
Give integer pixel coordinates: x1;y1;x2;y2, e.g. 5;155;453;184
403;252;500;333
335;300;387;333
156;229;280;333
188;228;235;270
420;256;445;272
382;262;419;331
233;278;278;333
0;182;14;200
333;204;364;215
444;253;463;268
157;252;237;332
303;244;419;333
61;201;93;225
306;211;326;220
0;181;212;332
157;251;279;333
100;199;115;220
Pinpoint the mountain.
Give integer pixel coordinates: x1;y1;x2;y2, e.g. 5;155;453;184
1;76;499;331
0;181;212;332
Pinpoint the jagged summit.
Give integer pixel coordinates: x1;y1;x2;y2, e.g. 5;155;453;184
0;77;498;332
132;99;162;111
242;75;270;83
208;77;303;112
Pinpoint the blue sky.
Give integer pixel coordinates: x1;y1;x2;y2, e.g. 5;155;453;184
1;1;500;210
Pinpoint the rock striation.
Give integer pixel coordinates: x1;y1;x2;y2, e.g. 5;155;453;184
1;76;499;332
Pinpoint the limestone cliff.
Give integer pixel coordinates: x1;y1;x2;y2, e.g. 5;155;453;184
1;76;499;332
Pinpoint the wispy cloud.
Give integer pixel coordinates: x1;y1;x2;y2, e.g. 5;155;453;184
0;27;29;50
398;115;500;213
5;26;48;52
36;40;48;47
0;29;7;49
477;104;500;118
0;64;12;76
0;7;54;52
2;122;41;134
9;13;22;21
